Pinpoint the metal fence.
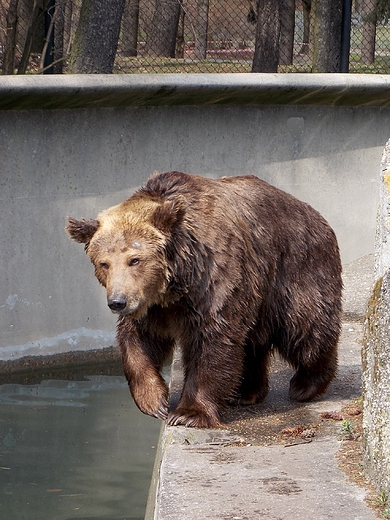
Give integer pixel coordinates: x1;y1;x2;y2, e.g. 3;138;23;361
1;0;390;74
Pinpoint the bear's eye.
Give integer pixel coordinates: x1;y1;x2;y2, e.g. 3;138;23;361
100;262;110;270
128;258;140;267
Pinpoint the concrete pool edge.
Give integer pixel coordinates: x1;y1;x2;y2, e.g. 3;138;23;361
0;345;120;377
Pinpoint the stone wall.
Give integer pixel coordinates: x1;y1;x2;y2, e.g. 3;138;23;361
363;139;390;493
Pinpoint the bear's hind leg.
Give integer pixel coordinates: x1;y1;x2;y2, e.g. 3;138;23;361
287;336;338;402
237;345;270;405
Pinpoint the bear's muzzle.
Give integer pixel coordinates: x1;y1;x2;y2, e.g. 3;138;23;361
108;294;128;313
107;293;143;316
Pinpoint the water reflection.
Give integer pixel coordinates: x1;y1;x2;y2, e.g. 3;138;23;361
0;374;161;520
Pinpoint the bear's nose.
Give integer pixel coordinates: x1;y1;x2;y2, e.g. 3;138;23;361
108;295;127;312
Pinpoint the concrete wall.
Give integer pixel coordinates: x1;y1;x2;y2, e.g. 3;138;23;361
0;74;388;357
362;139;390;493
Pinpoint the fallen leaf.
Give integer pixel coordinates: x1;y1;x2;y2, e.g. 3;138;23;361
320;411;343;421
345;406;362;417
281;426;303;436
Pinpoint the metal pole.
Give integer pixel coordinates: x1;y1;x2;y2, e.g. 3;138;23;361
340;0;352;72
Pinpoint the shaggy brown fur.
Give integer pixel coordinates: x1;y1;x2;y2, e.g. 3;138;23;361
66;171;342;428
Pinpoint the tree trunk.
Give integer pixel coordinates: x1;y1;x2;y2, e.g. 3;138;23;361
69;0;126;73
354;0;362;13
63;0;75;55
17;0;41;74
146;0;181;57
3;0;19;74
52;0;65;73
361;0;376;65
176;3;185;58
311;0;342;72
300;0;311;54
194;0;209;60
121;0;140;57
279;0;295;66
251;0;281;73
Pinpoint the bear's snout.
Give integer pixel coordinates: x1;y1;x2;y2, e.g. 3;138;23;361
108;294;127;313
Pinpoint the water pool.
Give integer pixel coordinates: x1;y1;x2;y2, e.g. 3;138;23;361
0;371;161;520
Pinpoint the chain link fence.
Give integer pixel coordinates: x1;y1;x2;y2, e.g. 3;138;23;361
1;0;390;74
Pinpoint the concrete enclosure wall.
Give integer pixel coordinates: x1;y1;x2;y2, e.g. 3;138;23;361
0;74;388;357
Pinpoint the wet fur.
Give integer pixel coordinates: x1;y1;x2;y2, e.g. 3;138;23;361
66;171;342;428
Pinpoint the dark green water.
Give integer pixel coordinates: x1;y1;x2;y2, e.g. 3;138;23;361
0;374;161;520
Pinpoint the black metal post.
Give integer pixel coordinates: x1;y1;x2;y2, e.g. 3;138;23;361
340;0;352;72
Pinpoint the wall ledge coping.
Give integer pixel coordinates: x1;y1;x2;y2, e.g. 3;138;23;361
1;73;390;110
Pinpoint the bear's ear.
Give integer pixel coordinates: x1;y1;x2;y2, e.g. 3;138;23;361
152;198;186;234
66;217;99;244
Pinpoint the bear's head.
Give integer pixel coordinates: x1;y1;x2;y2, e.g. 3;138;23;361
66;196;185;319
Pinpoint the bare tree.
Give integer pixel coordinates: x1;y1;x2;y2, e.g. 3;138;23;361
69;0;126;73
52;0;65;73
372;0;390;24
252;0;281;72
17;0;41;74
176;3;185;58
3;0;19;74
300;0;311;54
195;0;209;60
146;0;181;57
121;0;140;57
311;0;342;72
279;0;295;66
361;0;376;65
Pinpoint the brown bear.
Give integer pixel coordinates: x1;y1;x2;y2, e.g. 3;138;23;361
66;171;342;428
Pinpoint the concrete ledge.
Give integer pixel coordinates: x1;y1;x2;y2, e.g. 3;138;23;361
362;139;390;493
1;73;390;110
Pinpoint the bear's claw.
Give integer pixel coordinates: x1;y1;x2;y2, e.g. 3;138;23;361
154;404;169;420
167;408;221;429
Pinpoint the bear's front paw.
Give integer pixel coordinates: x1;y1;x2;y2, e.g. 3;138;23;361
167;407;222;429
131;383;169;420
